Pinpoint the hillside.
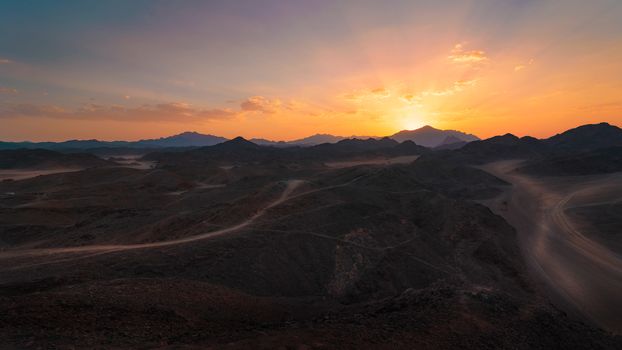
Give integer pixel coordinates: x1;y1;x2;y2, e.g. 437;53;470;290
0;149;111;170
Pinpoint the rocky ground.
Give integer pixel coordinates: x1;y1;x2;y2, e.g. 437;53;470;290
1;131;621;348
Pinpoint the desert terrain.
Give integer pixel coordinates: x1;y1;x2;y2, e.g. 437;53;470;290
0;124;621;349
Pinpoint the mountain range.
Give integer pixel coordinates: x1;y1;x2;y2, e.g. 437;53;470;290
0;125;478;151
0;131;227;151
2;122;622;348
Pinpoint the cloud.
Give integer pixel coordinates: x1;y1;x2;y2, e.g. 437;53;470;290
399;79;477;107
0;101;235;122
449;43;488;64
240;96;282;113
417;79;478;98
400;93;423;106
370;88;390;98
0;87;18;94
514;59;534;72
343;87;391;102
0;94;307;122
0;58;11;64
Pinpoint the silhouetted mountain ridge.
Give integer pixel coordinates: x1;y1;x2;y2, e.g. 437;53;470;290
545;122;622;153
0;131;227;150
0;126;477;150
145;136;429;166
390;125;480;147
420;123;622;175
137;131;227;147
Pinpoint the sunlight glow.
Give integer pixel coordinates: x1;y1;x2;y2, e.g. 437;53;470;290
401;116;424;131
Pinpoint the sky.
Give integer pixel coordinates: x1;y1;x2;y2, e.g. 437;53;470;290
1;0;621;142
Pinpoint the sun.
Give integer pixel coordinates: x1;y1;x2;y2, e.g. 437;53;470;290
400;116;424;131
395;105;426;131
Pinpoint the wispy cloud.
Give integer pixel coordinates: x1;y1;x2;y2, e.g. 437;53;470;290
240;96;282;114
343;87;391;102
0;92;315;122
0;58;11;64
514;59;534;72
401;79;477;104
429;79;477;96
400;93;422;105
0;87;18;94
0;101;235;122
449;43;488;64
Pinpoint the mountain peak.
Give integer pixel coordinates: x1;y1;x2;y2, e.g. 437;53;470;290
177;131;201;136
546;122;622;152
390;125;479;147
231;136;247;141
218;136;259;149
134;131;227;147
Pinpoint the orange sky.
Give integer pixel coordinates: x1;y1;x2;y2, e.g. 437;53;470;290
1;1;621;141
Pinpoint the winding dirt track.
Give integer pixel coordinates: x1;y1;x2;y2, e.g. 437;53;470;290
482;160;622;333
0;172;374;261
0;180;305;259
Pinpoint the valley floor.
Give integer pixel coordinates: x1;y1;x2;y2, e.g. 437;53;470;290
482;161;622;333
0;158;620;349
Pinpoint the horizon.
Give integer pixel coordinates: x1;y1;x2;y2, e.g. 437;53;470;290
2;1;622;141
2;121;619;144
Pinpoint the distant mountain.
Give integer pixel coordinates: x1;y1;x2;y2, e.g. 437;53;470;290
0;126;481;151
440;135;463;145
434;135;469;150
251;134;374;147
146;136;429;166
210;136;262;152
390;125;479;147
135;131;227;148
0;132;227;151
138;131;228;147
249;138;288;147
220;136;260;147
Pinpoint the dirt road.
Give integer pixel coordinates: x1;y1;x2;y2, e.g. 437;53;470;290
482;160;622;333
0;180;306;259
0;172;375;261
